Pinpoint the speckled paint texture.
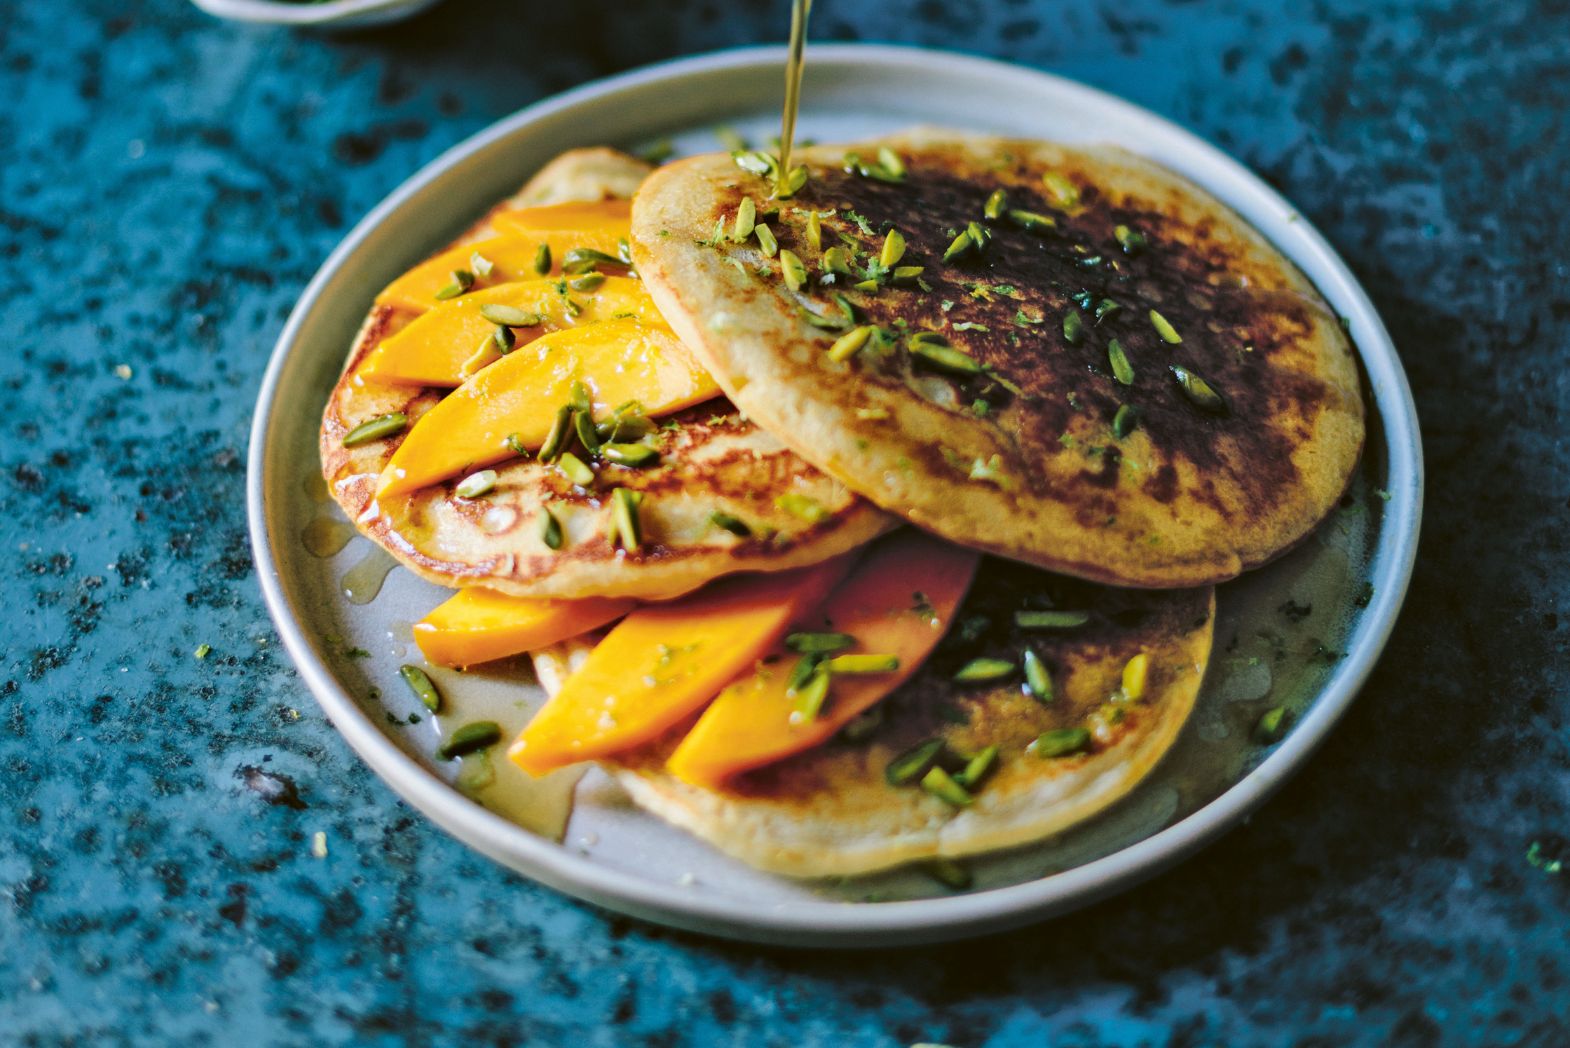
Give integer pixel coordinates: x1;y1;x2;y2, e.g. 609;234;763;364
2;0;1566;1044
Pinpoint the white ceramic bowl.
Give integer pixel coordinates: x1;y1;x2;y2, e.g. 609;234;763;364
248;45;1422;946
189;0;442;29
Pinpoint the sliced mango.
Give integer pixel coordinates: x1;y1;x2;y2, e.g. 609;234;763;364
376;318;720;498
358;277;664;387
667;531;980;788
375;200;631;314
413;588;636;669
508;556;857;776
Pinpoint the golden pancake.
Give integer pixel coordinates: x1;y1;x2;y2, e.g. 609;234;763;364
532;559;1214;877
631;129;1365;588
321;149;893;601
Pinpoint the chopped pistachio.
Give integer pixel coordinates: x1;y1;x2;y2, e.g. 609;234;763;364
533;242;551;275
1254;705;1289;743
1169;364;1229;414
880;228;907;269
609;487;643;551
910;337;983;376
891;265;924;283
1062;309;1085;344
942;228;975;263
1042;171;1080;209
540;507;563;550
601;442;659;467
708;510;751;537
1149;309;1183;344
824;653;900;674
342;413;408;448
984;187;1010;220
755;223;779;258
1122;652;1149;701
804;209;822;251
562;247;623;274
455;469;498;499
779;249;807;291
1023;648;1053;703
538;405;573;462
821;245;851;276
954;657;1015;683
574;409;602;455
827;324;875;363
1006;209;1056;234
775;492;828;522
731;196;757;242
968;454;1009;487
920;765;972;806
399;664;442;713
434;268;474;300
557;452;595;487
1035;726;1091;758
876;146;906;179
438;720;501;760
1094;298;1121;325
1114;224;1147;254
194;643;212;660
886;738;946;786
790;669;831;722
953;744;998;789
786;652;825;693
966;220;992;252
733;150;775;177
1112;403;1138;439
1108;338;1135;385
570;273;606;292
469;252;494;278
786;631;855;654
1015;609;1090;629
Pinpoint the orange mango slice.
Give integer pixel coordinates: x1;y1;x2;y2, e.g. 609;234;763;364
375;200;631;314
357;277;664;387
376;318;720;498
508;556;857;776
667;531;980;788
413;588;636;669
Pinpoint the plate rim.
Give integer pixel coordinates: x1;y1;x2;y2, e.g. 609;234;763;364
247;43;1423;946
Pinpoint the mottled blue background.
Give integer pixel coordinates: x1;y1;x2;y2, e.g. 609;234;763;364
4;0;1567;1044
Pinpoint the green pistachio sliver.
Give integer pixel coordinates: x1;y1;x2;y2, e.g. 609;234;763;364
920;765;972;807
1094;298;1121;324
922;858;973;890
953;744;998;789
821;245;851;276
538;405;573;463
1023;648;1053;703
568;380;592;414
876;146;906;179
399;664;442;713
601;442;659;467
983;187;1009;220
910;339;983;376
491;323;516;353
778;164;809;198
342;412;408;448
966;220;992;251
557;452;595;488
570;273;606;293
708;510;751;537
617;236;633;265
434;268;474;300
1169;364;1229;414
954;657;1016;683
824;653;900;674
1062;309;1085;344
561;247;623;274
942;228;975;263
573;410;602;456
1114;224;1147;255
1108;338;1135;385
754;223;779;258
891;265;924;283
1035;726;1091;758
733;150;776;177
786;631;856;655
880;229;907;269
886;738;946;786
786;652;825;693
827;324;875;363
540;507;563;550
802;307;850;331
1112;403;1139;439
609;487;643;551
455;469;498;499
804;209;822;251
839;705;883;744
438;720;501;761
505;433;528;455
1255;705;1290;743
1007;209;1056;234
775;492;828;523
1149;309;1183;344
832;293;858;326
852;278;880;292
780;249;807;291
790;669;831;722
731;196;757;242
479;304;540;327
533;242;552;275
1042;171;1080;209
1014;609;1091;629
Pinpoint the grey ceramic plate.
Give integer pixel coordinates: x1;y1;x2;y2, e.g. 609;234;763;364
247;45;1422;946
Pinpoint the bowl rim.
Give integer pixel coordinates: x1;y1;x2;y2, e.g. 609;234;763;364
188;0;437;27
247;43;1423;946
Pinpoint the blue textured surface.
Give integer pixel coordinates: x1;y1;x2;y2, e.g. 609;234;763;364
3;0;1567;1044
